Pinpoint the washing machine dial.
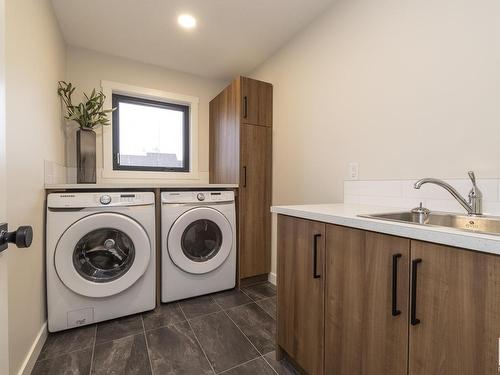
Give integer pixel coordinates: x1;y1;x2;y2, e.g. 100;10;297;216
197;193;205;201
100;195;112;205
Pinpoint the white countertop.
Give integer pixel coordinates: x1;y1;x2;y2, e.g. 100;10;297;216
45;183;238;190
271;203;500;255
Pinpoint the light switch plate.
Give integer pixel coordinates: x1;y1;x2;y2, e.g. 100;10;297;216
348;162;359;180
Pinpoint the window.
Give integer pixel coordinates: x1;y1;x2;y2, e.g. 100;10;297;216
112;94;190;172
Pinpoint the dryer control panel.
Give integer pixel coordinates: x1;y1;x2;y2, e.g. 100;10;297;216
161;191;235;204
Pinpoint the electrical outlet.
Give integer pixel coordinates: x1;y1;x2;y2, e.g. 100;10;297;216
348;162;359;180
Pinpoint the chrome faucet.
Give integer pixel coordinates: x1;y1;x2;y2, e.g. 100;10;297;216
413;171;483;216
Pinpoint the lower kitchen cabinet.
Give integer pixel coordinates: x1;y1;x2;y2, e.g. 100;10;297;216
409;240;500;375
277;215;500;375
277;215;325;375
325;226;409;375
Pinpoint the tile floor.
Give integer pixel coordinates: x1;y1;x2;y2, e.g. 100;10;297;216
32;282;299;375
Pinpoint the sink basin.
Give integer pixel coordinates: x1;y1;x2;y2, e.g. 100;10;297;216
360;211;500;236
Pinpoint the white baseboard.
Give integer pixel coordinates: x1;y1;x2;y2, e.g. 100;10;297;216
18;322;47;375
268;272;276;285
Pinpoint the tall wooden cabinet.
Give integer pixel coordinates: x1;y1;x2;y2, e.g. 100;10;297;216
209;76;272;283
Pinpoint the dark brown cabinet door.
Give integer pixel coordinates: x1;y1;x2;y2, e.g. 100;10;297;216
277;215;325;375
409;240;500;375
325;225;410;375
239;123;272;278
240;77;272;127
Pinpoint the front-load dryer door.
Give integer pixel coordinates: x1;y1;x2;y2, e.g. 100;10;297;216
167;207;233;274
55;213;151;298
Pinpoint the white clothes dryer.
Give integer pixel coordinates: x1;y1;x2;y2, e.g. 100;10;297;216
161;190;236;302
46;192;155;332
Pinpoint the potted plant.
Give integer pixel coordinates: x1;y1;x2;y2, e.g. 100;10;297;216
57;81;115;183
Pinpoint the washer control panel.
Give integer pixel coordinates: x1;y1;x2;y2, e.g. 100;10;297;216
47;192;155;208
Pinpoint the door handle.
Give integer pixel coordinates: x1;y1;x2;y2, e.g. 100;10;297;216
0;223;33;252
313;233;322;278
243;166;247;188
243;96;248;118
410;258;422;325
391;253;402;316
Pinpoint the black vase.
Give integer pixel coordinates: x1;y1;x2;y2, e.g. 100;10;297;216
76;128;96;184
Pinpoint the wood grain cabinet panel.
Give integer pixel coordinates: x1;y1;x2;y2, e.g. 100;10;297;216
240;76;273;127
277;215;325;375
239;124;272;278
409;240;500;375
325;226;409;375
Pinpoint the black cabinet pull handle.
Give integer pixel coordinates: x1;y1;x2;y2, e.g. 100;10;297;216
313;234;321;279
411;258;422;325
243;96;248;118
392;253;402;316
243;166;247;188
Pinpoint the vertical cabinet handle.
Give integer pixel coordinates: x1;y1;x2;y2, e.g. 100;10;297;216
411;258;422;325
313;234;322;279
243;166;247;188
243;96;248;118
391;253;402;316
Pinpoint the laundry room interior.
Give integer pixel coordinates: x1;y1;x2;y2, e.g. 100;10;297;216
2;0;500;374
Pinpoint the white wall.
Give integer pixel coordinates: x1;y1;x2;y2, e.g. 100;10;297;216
251;0;500;276
65;46;227;183
5;0;66;373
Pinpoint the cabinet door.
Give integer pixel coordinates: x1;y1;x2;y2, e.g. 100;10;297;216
409;241;500;375
325;226;410;375
277;215;325;375
239;123;272;278
240;77;272;127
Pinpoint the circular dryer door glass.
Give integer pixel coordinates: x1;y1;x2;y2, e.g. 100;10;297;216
167;207;233;274
181;220;222;262
73;228;136;283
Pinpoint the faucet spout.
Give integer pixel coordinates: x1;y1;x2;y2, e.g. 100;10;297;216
413;172;483;216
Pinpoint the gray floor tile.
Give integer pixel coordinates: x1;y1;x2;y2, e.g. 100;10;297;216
190;311;259;373
243;283;276;301
179;295;221;319
212;289;252;310
32;348;92;375
227;303;276;354
95;315;143;345
264;351;300;375
222;357;276;375
256;297;277;319
38;325;95;361
91;333;151;375
142;303;185;331
146;321;213;375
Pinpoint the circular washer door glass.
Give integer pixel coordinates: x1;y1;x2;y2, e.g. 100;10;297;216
73;228;135;283
181;219;222;262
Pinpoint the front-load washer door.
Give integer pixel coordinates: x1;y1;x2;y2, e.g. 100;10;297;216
55;213;151;298
167;207;233;274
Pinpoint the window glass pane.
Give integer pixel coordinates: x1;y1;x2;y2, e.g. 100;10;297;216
117;101;186;169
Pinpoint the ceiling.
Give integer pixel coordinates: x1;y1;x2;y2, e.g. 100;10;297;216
51;0;334;80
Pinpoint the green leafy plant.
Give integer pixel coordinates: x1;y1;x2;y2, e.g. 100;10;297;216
57;81;115;130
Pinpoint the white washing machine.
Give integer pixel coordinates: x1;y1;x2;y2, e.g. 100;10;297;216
46;192;156;332
161;190;236;302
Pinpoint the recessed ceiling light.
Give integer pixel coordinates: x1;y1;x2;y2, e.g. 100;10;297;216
178;14;197;29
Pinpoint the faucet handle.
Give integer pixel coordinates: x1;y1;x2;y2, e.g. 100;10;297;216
468;171;477;187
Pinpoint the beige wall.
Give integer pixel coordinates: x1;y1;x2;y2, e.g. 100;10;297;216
251;0;500;275
65;46;227;183
5;0;66;373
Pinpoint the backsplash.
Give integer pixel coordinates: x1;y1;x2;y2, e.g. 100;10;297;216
344;179;500;216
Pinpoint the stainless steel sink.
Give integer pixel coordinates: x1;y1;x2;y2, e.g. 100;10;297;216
360;211;500;236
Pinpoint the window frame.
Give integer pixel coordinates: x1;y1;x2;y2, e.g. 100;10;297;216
111;94;190;173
